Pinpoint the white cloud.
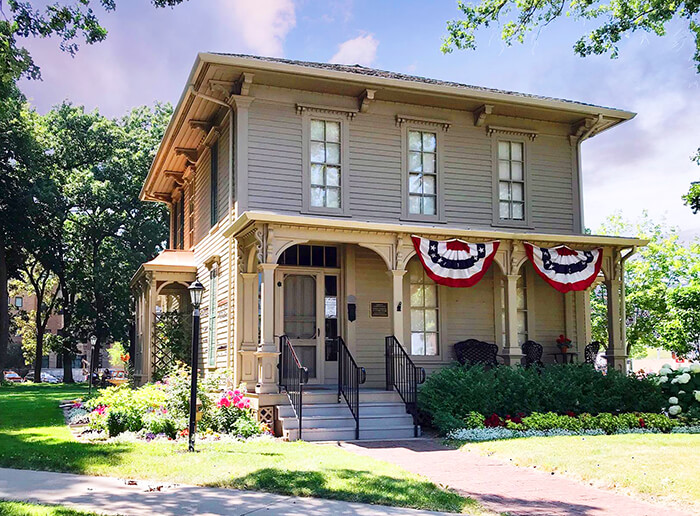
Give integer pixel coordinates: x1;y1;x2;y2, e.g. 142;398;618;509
226;0;296;56
330;34;378;66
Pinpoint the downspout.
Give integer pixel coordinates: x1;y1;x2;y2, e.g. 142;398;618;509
575;114;604;233
619;246;637;357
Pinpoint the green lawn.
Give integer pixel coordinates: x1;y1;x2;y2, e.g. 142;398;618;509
0;384;484;514
463;433;700;509
0;501;100;516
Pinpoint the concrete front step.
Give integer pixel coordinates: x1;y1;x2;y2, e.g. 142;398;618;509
277;401;409;419
280;412;415;430
284;424;419;442
299;389;401;404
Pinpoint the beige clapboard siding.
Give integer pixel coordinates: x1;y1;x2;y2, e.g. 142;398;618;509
217;122;230;223
245;98;578;234
194;148;212;244
354;247;391;388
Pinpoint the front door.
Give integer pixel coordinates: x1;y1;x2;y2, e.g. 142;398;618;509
282;273;323;382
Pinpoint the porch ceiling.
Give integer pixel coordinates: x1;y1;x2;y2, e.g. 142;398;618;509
225;211;648;249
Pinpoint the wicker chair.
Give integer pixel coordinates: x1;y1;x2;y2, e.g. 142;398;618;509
521;340;544;368
454;339;500;367
584;341;601;364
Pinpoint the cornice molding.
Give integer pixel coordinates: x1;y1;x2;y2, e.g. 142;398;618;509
395;114;451;131
295;103;358;119
486;125;538;141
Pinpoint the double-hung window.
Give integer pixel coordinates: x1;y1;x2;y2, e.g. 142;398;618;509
210;140;219;228
207;267;218;367
408;130;438;216
310;119;342;209
498;141;525;221
408;258;439;356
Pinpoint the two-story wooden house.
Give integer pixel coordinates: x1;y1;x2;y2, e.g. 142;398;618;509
131;53;645;440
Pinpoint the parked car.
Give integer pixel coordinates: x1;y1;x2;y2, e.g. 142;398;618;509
3;370;22;383
23;371;60;384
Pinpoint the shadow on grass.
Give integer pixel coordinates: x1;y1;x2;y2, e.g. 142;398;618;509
207;467;474;513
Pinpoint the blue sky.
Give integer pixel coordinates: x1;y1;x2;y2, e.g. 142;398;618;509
17;0;700;238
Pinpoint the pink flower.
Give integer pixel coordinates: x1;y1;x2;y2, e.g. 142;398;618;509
93;405;106;415
217;397;231;408
226;390;234;397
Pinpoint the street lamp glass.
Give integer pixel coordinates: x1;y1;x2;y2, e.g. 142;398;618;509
189;280;204;308
89;335;97;346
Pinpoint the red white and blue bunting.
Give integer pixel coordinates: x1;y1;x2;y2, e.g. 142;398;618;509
523;242;603;293
411;236;500;288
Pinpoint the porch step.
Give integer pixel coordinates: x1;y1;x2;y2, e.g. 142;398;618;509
299;389;402;404
277;401;409;419
284;425;419;442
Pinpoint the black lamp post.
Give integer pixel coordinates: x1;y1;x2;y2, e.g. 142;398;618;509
88;334;97;396
187;280;204;452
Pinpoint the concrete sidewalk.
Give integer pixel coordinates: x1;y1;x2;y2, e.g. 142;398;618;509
0;467;448;516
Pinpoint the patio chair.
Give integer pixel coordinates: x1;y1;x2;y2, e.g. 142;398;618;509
521;340;544;368
584;341;601;364
454;339;500;367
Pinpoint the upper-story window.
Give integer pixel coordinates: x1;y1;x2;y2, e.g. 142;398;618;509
497;141;525;221
14;296;23;308
310;119;342;209
408;130;438;216
210;140;219;228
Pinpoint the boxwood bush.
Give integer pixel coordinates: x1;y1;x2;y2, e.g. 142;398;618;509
418;363;665;434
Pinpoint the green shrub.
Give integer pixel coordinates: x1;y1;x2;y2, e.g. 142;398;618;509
639;413;678;432
463;411;485;429
522;412;582;432
654;364;700;419
143;412;181;439
418;363;665;434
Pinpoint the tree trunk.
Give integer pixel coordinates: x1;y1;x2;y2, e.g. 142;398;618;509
33;325;44;383
58;275;74;383
62;350;74;383
0;232;8;372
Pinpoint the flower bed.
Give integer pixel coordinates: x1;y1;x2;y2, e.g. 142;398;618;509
73;364;269;441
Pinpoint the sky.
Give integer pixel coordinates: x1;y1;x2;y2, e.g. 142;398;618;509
16;0;700;239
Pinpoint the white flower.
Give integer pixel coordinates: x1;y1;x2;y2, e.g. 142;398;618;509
677;373;691;384
659;367;672;376
679;366;690;373
659;376;669;383
690;364;700;374
669;405;682;416
694;391;700;402
669;397;679;405
679;390;686;395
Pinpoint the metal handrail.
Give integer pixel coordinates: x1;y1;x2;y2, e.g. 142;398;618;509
279;335;309;440
385;335;426;437
337;336;366;440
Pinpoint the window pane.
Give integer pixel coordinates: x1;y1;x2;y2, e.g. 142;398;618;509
312;245;324;267
411;309;425;331
408;258;423;282
499;160;510;180
326;143;340;164
424;284;437;307
311;120;324;140
423;153;435;174
409;151;422;172
409;131;421;151
310;142;325;163
423;196;436;215
324;246;338;268
499;182;510;201
326;121;340;142
411;332;425;355
311;187;324;207
326;188;340;208
512;182;523;201
423;175;435;194
422;132;436;152
426;333;439;355
511;161;523;181
516;287;526;309
409;173;422;194
511;141;523;161
311;164;324;185
326;166;340;186
517;311;527;334
410;284;424;307
500;201;510;219
512;202;524;220
498;141;510;159
425;309;438;331
409;195;421;214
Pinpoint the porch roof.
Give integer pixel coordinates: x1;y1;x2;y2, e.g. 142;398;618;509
224;211;648;249
129;250;197;287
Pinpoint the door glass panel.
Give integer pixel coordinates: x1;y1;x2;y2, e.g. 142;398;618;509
296;345;317;378
284;275;316;339
324;275;338;362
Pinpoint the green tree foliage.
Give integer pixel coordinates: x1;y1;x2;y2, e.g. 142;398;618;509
443;1;700;212
591;213;700;357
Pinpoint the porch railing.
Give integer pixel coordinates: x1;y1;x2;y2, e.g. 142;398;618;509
385;335;426;437
279;335;309;440
337;336;366;440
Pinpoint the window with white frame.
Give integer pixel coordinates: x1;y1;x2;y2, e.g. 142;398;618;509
310;119;341;209
408;130;437;216
408;258;439;356
498;141;525;221
207;268;218;367
14;296;23;308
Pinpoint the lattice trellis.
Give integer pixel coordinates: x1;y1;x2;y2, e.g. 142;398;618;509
152;310;191;381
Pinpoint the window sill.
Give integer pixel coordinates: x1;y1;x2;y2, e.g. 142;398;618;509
301;209;352;218
491;220;534;231
399;216;447;225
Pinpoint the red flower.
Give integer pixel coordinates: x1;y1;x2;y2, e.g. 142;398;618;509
484;413;503;427
639;418;646;428
566;411;576;417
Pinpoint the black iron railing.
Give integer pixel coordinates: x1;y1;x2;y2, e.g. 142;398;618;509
385;335;426;437
279;335;309;439
337;336;366;440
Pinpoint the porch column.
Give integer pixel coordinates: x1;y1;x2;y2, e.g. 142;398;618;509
605;278;627;372
502;274;523;365
144;272;157;381
256;263;279;394
390;269;406;342
239;272;258;390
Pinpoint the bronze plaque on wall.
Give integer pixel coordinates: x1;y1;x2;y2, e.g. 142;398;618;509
370;302;389;318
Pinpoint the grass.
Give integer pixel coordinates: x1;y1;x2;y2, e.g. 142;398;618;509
0;384;484;514
0;501;100;516
463;433;700;510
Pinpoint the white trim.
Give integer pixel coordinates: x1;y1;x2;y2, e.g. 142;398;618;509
491;135;533;229
401;124;445;223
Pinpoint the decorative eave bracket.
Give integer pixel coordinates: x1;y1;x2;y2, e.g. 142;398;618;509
359;89;376;113
486;125;538;141
396;114;451;131
152;192;173;204
164;170;185;187
175;147;199;164
296;103;358;119
236;72;254;96
188;120;212;134
473;104;493;127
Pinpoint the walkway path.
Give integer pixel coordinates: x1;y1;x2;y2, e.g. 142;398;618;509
340;439;692;516
0;467;448;516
